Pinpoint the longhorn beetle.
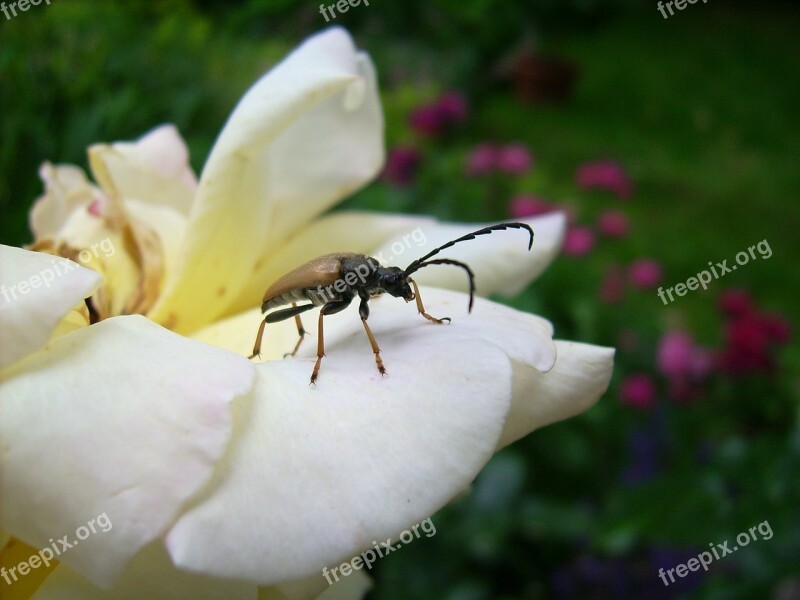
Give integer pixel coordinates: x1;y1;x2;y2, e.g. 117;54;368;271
249;222;533;384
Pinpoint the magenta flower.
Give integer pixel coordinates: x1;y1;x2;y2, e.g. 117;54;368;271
409;104;445;136
437;91;468;124
762;314;791;345
620;373;657;409
576;160;634;199
657;331;712;381
628;258;662;289
410;91;468;136
597;210;630;238
465;143;499;176
497;143;534;174
718;304;791;375
563;226;595;257
383;145;421;186
508;195;556;218
717;288;753;317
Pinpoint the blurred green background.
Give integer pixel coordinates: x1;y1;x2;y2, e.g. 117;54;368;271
1;1;798;598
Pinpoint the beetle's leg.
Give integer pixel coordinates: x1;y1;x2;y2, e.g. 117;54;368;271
311;311;325;385
358;292;386;377
310;296;353;385
248;319;268;359
284;304;307;358
409;279;451;324
250;303;315;360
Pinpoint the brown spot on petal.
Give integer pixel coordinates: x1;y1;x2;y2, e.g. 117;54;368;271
253;257;265;272
216;286;226;297
163;313;178;330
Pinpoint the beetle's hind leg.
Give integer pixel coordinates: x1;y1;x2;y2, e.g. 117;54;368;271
284;304;307;358
248;319;267;359
410;279;451;324
249;303;315;360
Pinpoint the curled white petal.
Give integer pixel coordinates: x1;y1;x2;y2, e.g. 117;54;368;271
88;124;197;216
0;315;255;587
149;27;384;334
498;340;615;449
0;245;102;370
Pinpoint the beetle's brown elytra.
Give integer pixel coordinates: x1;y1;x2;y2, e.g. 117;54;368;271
248;222;534;384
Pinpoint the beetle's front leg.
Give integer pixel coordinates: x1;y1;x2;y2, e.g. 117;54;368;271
358;291;386;377
310;296;353;385
409;279;451;324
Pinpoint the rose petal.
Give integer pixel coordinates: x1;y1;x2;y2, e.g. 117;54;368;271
88;124;197;216
190;307;299;361
370;214;566;298
29;163;105;241
149;28;384;334
0;245;102;369
31;544;256;600
0;315;255;587
120;200;188;315
88;126;195;316
497;340;615;448
260;568;371;600
166;289;555;584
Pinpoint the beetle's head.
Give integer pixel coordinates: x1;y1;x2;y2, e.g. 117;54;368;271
377;267;414;301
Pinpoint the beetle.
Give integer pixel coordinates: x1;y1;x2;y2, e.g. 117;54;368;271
249;222;533;384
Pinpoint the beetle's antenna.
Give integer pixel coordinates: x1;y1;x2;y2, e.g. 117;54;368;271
410;258;476;311
404;222;533;278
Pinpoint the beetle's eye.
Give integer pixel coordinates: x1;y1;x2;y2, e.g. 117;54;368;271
384;274;397;285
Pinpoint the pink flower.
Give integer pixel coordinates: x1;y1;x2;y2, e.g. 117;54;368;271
409;91;468;136
465;143;498;177
719;315;773;373
718;307;791;375
599;265;626;303
563;226;595;257
409;104;445;136
508;195;556;218
576;160;634;199
383;146;421;186
497;143;533;174
657;331;712;380
628;258;662;289
717;288;753;317
597;210;630;238
437;91;468;124
620;373;657;409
